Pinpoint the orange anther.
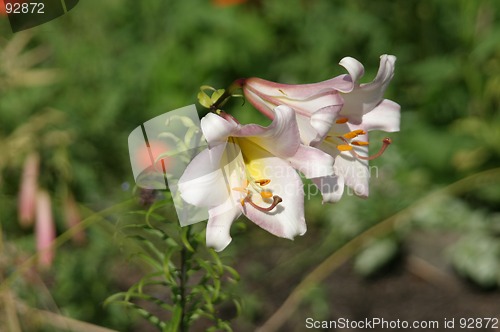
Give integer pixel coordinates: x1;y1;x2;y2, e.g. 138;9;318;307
260;191;273;199
342;132;356;139
335;117;349;124
343;129;366;139
255;179;271;186
351;141;369;146
337;144;353;151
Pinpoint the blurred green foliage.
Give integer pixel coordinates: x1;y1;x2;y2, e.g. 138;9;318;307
1;0;500;330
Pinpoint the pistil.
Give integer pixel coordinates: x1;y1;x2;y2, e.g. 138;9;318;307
336;135;392;160
234;178;283;212
351;137;392;160
244;194;283;212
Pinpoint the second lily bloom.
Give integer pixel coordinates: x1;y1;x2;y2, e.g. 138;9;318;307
241;55;401;202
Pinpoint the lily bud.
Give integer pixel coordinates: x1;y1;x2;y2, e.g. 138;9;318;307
36;190;56;269
18;152;40;228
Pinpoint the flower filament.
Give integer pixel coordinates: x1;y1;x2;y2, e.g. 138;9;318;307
328;128;392;161
232;177;282;212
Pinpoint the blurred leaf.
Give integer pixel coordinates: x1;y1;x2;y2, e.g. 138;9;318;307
354;237;399;276
449;233;500;288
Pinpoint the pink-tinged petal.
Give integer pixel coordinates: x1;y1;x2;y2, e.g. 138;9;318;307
242;57;363;101
206;203;242;252
243;88;276;120
235;105;301;158
312;175;345;203
18;152;39;228
36;190;56;268
242;154;306;240
360;99;401;132
244;75;351;101
287;145;334;179
244;95;343;145
339;56;365;87
244;80;345;119
279;92;342;118
340;55;397;124
201;112;238;148
361;54;397;93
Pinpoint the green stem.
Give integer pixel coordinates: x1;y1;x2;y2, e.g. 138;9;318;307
179;226;191;332
209;79;245;112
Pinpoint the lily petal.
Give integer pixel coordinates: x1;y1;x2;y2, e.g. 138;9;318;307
362;54;397;93
360;99;401;132
244;76;350;101
243;55;364;100
309;104;343;145
201;112;238;148
287;145;334;179
178;143;240;208
312;175;345;203
243;88;276;119
206;202;242;252
242;147;306;239
341;54;397;124
318;136;370;198
335;144;370;198
339;56;365;86
296;114;319;146
235;105;301;158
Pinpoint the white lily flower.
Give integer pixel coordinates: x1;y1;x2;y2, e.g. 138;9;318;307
242;55;401;202
315;55;400;201
179;105;334;251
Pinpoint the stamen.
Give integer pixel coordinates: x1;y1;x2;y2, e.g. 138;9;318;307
232;187;249;193
260;191;273;199
337;144;353;151
335;117;349;124
255;179;271;186
343;129;366;139
244;195;283;212
351;141;369;146
351;137;392;161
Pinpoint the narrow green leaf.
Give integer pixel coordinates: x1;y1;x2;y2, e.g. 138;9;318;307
169;305;183;331
181;228;195;252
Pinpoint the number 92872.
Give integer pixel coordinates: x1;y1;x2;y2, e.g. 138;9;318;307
5;2;45;14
